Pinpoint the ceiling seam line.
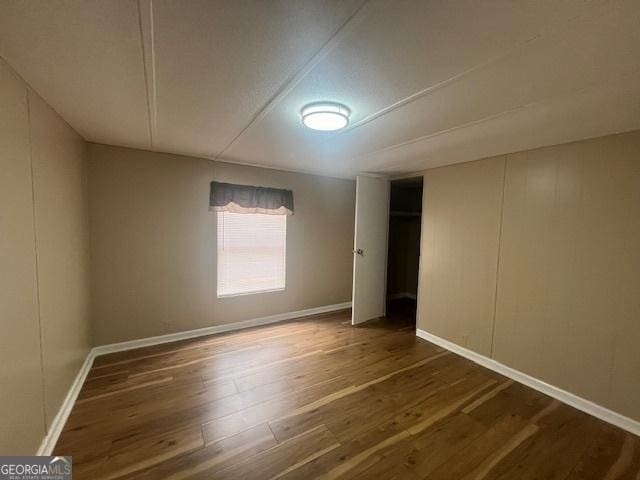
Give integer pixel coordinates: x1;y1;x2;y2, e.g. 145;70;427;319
147;0;158;141
137;0;157;149
355;66;640;166
212;0;375;161
341;53;520;134
337;0;615;137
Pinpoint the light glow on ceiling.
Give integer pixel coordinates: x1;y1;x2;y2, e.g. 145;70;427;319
301;102;350;131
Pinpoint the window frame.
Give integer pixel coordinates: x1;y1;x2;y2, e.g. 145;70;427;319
215;211;287;298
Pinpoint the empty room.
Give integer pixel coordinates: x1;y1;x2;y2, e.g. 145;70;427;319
1;1;640;479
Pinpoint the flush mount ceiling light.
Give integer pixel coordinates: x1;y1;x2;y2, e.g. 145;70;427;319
301;102;350;131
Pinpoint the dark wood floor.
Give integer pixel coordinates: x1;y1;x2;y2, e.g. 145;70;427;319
56;307;640;479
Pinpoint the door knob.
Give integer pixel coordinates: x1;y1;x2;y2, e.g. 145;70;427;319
353;248;363;255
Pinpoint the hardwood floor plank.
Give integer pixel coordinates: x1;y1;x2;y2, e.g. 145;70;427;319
482;405;601;480
126;423;278;480
459;423;539;480
466;382;550;427
270;357;475;444
311;379;497;480
210;425;340;480
84;425;203;480
462;380;514;414
367;413;487;478
201;376;355;445
276;418;413;480
602;434;640;480
100;376;296;450
566;425;640;480
75;376;174;404
273;351;449;425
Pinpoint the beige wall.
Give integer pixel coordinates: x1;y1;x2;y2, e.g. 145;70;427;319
0;59;91;454
88;144;355;345
419;157;505;356
417;130;640;422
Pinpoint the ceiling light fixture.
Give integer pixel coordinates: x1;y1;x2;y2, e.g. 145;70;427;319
301;102;350;131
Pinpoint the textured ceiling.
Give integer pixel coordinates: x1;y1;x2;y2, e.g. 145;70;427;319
1;0;639;178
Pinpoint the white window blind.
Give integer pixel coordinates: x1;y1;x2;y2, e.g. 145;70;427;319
217;211;286;297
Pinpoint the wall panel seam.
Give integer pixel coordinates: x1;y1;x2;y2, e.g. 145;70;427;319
25;88;48;436
489;156;508;358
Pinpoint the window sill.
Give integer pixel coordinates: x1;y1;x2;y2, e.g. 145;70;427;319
217;287;285;299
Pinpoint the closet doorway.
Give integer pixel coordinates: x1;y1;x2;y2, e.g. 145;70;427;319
386;177;423;325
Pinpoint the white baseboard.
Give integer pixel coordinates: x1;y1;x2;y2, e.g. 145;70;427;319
93;302;352;356
37;350;96;455
387;292;417;301
37;301;351;454
416;328;640;437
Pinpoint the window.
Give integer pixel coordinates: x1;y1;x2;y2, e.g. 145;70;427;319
216;211;286;297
